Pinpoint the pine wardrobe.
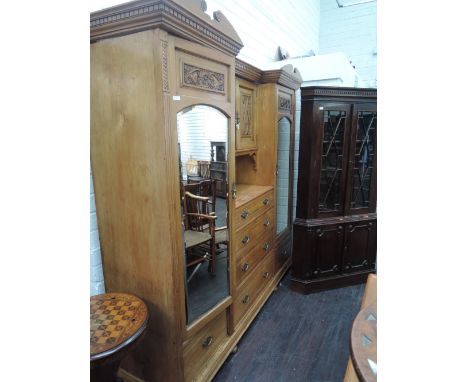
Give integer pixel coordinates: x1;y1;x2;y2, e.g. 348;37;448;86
90;1;301;381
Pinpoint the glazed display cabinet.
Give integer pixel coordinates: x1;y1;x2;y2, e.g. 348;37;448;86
291;86;377;293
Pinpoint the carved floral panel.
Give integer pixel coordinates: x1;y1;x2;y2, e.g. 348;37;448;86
182;63;225;94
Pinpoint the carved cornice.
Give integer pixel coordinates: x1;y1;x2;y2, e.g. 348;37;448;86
301;86;377;99
261;64;303;90
235;59;263;83
235;60;303;90
90;0;243;57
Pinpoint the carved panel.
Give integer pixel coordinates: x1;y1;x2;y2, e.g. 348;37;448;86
278;96;291;112
182;63;225;94
240;94;252;136
161;39;169;92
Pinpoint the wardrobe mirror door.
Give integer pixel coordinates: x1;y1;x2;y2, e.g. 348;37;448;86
176;105;230;325
275;117;292;235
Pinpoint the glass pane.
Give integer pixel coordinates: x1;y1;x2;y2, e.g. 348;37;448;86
319;110;346;213
177;105;229;324
351;111;376;209
276;117;291;235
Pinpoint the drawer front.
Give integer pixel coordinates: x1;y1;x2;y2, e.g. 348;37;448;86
233;209;275;256
234;190;274;230
183;311;228;382
236;229;274;287
233;254;275;327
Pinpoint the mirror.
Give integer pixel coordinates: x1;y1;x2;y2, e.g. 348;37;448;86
177;105;229;324
276;117;292;235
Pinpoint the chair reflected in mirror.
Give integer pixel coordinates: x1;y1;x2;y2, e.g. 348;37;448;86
182;180;227;282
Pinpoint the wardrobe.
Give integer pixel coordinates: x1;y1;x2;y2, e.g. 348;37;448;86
90;1;301;381
291;86;377;293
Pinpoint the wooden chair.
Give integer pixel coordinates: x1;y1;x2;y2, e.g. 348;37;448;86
183;191;218;275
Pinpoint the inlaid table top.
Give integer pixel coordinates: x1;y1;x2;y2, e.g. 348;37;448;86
90;293;149;362
350;301;377;382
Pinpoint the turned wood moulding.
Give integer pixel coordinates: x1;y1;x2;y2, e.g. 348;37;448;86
90;0;243;57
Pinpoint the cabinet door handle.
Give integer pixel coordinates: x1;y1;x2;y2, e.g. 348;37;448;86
263;272;270;279
263;218;270;227
202;336;214;348
262;198;270;206
241;263;250;272
241;235;250;244
242;294;250;304
241;210;249;219
262;243;270;251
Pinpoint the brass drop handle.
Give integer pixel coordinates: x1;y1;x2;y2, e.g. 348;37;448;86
242;235;250;244
202;336;214;348
241;210;249;219
241;263;250;272
263;218;270;227
242;294;250;304
263;272;270;279
263;198;270;205
262;243;270;251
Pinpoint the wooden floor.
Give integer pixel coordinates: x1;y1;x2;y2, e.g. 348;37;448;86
213;273;365;382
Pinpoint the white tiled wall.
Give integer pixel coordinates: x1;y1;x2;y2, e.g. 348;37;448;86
90;169;105;296
319;0;377;87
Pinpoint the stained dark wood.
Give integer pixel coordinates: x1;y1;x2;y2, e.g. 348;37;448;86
292;86;377;293
213;273;365;382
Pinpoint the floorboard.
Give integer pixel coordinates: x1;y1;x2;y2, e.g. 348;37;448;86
213;273;365;382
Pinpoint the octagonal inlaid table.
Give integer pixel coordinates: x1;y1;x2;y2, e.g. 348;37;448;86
90;293;149;382
350;301;377;382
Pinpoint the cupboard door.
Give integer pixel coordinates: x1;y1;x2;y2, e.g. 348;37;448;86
342;220;376;274
235;79;256;151
345;103;377;215
303;223;345;279
316;103;352;218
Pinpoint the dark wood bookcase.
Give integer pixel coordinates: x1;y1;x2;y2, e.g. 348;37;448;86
291;86;377;293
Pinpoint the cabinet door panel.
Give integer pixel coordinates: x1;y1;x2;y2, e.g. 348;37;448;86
345;103;377;214
310;224;344;278
316;103;352;218
343;220;376;273
235;79;256;151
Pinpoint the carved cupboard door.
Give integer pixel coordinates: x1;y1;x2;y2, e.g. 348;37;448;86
235;79;256;151
342;220;376;273
309;223;344;279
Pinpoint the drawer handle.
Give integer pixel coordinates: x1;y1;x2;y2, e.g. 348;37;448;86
242;294;250;304
263;272;270;279
241;210;249;219
241;263;250;272
262;198;270;205
202;336;214;348
241;235;250;244
262;243;270;251
263;218;270;227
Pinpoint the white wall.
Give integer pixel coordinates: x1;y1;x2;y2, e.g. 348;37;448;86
207;0;321;68
319;0;377;87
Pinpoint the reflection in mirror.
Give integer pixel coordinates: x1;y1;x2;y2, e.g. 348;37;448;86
177;105;229;324
276;117;291;235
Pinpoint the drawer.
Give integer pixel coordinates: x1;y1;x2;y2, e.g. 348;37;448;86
233;209;275;256
233;254;275;327
236;229;274;287
183;311;228;382
234;190;274;230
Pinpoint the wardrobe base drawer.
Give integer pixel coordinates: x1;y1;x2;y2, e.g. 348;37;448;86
183;310;228;382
